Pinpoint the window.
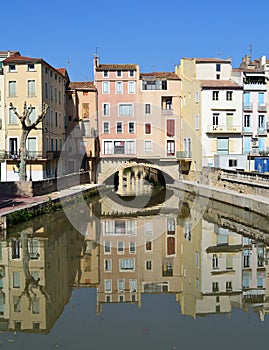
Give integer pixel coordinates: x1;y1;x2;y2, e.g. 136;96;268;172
146;260;152;270
45;82;48;98
129;70;135;77
144;140;152;153
118;279;124;291
9;81;16;97
167;140;175;156
130;280;137;292
103;122;110;134
27;80;36;97
11;239;20;259
32;297;40;314
126;140;135;154
128;81;135;94
114;141;125;154
117;70;122;77
195;114;199;130
104;241;111;253
228;159;237;167
145;104;151;114
105;279;112;292
259;115;265;129
128;122;135;133
119;104;133;116
120;258;134;270
9;64;16;72
130;242;136;253
226;281;232;292
13;272;21;288
103;103;110;116
213;91;219;101
146;240;152;251
27;137;37;158
166;119;175;137
59;90;61;104
13;296;21;312
116;122;123;134
212;254;219;269
102;81;109;94
28;63;35;71
213;113;219;128
226;91;233;101
145;123;151;134
103;70;108;77
244;115;251;128
167;237;175;255
82;103;89;118
104;141;113;154
9;108;17;124
145;222;153;235
118;241;124;253
116;81;122;94
195;91;199;103
217;137;229;154
216;63;221;72
104;259;112;271
216;74;220;80
212;282;219;292
142;79;167;90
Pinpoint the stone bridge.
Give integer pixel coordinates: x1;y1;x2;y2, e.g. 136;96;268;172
97;158;179;185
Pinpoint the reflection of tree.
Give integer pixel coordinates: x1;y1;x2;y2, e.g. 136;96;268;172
14;228;50;310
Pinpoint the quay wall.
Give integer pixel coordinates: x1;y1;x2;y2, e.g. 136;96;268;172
0;172;91;197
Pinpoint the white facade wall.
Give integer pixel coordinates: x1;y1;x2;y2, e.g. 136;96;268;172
196;62;232;80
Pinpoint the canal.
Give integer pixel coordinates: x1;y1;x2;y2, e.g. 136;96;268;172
1;185;269;349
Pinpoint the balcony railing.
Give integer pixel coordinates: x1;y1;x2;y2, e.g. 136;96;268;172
5;151;43;160
243;102;253;111
161;108;173;116
46;151;61;159
258;104;267;112
244;83;266;91
176;151;192;159
207;125;241;133
257;127;267;135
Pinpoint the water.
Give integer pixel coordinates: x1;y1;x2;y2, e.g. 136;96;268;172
1;186;269;349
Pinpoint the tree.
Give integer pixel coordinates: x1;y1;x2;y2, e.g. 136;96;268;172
10;101;49;181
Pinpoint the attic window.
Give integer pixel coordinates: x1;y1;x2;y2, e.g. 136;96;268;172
9;64;16;72
28;64;35;71
103;70;109;78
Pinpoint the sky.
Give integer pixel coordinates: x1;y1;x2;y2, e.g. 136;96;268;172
2;0;269;82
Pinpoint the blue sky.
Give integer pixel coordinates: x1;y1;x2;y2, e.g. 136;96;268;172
2;0;269;82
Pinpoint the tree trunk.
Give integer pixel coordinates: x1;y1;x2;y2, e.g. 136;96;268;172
19;129;30;181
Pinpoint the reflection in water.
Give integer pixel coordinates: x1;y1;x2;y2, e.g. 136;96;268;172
0;187;269;346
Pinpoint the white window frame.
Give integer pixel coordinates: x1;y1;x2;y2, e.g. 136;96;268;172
116;121;123;134
195;114;199;130
144;123;152;135
9;81;17;97
145;103;151;115
116;81;123;94
27;80;36;97
128;81;135;94
103;70;109;78
129;70;135;78
103;121;110;134
126;140;136;154
102;81;110;94
128;121;135;134
144;140;152;153
103;103;110;116
118;104;133;116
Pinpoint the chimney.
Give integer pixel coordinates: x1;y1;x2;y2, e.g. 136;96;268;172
94;54;99;68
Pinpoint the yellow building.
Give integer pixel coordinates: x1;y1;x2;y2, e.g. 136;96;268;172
2;52;67;181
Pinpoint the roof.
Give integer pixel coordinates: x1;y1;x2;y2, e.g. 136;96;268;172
195;58;232;64
3;53;43;64
140;72;180;80
95;64;137;71
57;68;67;76
0;51;19;58
200;80;242;89
68;81;96;90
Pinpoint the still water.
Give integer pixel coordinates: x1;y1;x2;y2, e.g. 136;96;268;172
1;186;269;349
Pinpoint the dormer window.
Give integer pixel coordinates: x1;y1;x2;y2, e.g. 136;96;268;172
28;64;35;71
9;64;16;72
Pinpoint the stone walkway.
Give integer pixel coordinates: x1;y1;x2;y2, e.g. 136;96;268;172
0;183;99;217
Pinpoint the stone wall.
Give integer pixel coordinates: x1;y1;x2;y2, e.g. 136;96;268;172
0;171;91;197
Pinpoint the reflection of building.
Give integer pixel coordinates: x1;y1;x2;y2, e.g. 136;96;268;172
0;212;83;332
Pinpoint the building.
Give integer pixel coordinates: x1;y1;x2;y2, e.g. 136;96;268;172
65;81;98;182
1;52;66;181
176;58;243;171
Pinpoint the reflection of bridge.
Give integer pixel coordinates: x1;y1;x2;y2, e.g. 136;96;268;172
97;159;179;186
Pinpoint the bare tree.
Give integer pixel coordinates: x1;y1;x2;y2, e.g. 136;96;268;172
10;101;49;181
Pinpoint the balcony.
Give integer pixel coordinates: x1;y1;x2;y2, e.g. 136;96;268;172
257;127;267;136
207;125;241;133
243;83;266;91
46;151;61;159
5;151;43;160
176;151;192;159
242;127;252;135
243;102;253;111
161;108;173;116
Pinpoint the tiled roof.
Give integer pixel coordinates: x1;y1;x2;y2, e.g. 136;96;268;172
140;72;180;80
68;81;96;90
200;80;242;89
0;51;19;57
96;64;137;71
3;53;42;64
57;68;67;76
232;68;256;72
195;58;231;63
